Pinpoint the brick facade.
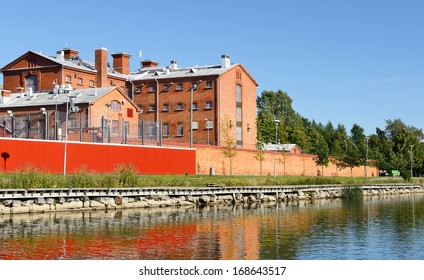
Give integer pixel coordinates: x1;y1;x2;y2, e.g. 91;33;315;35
196;146;379;177
1;49;127;94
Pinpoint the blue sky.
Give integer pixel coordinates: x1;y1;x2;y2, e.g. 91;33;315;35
1;0;423;136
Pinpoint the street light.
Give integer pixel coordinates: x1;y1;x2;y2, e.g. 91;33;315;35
63;86;73;177
365;136;369;178
411;144;414;178
40;107;48;139
274;119;280;177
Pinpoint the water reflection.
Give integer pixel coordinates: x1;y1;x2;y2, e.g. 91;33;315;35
1;194;424;260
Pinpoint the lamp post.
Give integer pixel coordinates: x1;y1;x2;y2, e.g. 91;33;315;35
63;87;73;177
411;144;414;178
40;107;48;139
7;110;13;138
190;86;194;148
274;119;280;177
365;136;369;178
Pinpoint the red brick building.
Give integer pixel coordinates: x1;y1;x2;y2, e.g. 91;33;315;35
0;86;141;142
130;55;258;149
1;48;258;149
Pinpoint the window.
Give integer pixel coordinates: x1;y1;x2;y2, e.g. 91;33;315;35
177;122;184;136
148;124;157;138
69;115;78;129
205;81;213;88
148;85;156;92
162;104;169;111
176;103;184;111
65;75;72;83
192;103;198;110
236;70;242;80
236;126;242;148
236;85;242;103
148;104;156;112
163;85;170;92
236;84;242;148
112;120;119;135
236;106;242;122
163;123;170;137
176;83;184;91
191;83;198;90
110;100;121;112
25;75;38;92
135;86;141;93
89;80;95;87
205;101;213;110
127;108;133;118
77;78;83;85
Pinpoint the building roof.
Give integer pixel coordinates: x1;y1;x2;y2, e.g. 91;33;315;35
264;143;300;152
0;51;128;80
0;86;122;108
130;64;239;81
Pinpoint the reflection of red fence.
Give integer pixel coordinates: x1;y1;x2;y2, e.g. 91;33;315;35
0;223;198;260
0;138;196;174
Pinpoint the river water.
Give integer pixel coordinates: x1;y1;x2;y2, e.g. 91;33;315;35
1;193;424;260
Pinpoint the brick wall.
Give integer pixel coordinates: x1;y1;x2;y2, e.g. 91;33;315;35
196;146;379;177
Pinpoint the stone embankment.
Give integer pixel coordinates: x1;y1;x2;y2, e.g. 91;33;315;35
0;184;423;215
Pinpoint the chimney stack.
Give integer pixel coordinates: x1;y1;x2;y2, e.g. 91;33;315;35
112;52;131;75
170;60;178;70
221;54;230;68
95;48;108;88
141;59;159;68
62;48;79;59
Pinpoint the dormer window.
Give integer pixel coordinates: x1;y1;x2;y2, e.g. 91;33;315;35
148;85;156;92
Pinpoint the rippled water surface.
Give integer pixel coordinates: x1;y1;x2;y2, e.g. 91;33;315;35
1;194;424;260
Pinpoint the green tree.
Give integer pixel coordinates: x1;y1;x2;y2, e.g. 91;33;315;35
257;90;309;149
220;115;237;175
254;141;266;176
309;125;329;176
331;124;349;176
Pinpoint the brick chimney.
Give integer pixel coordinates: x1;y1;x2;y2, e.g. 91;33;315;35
95;48;108;88
112;52;131;75
141;59;159;68
62;48;79;59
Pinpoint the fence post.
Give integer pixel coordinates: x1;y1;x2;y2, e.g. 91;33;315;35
27;114;31;139
121;117;126;144
101;116;105;143
141;120;144;145
159;122;162;146
79;111;83;142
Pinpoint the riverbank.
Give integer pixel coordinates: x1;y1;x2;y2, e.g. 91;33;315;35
1;184;423;215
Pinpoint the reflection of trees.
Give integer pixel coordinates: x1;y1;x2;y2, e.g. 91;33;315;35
1;195;424;260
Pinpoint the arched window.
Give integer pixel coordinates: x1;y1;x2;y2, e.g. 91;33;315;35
177;122;184;136
110;100;121;112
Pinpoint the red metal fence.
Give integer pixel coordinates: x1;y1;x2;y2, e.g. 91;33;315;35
0;138;196;175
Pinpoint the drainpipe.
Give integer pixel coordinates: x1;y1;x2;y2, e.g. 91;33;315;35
155;78;159;143
216;78;220;146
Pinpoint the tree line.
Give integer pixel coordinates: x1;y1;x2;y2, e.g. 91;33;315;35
256;90;424;180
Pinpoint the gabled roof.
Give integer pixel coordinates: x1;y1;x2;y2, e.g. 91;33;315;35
0;86;141;112
0;51;128;80
130;63;259;86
